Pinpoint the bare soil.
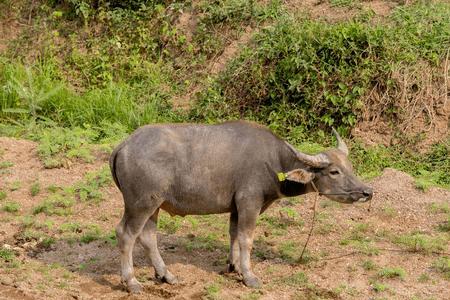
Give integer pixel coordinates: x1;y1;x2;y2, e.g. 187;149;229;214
1;137;449;299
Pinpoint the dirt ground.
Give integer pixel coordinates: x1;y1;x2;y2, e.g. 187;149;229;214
0;137;449;300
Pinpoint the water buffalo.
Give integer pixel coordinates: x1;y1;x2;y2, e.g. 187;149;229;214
110;120;373;293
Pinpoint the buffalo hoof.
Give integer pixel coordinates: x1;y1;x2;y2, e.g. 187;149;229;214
157;271;178;285
127;282;143;294
243;276;261;289
163;272;178;285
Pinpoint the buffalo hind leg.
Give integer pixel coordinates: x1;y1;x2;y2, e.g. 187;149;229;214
237;202;261;288
138;208;177;284
116;196;163;293
227;211;241;274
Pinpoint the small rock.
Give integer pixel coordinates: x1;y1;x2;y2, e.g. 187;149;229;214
22;241;37;249
13;247;24;253
2;244;12;250
1;277;14;286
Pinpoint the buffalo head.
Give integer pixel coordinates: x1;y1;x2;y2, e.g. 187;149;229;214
284;129;373;203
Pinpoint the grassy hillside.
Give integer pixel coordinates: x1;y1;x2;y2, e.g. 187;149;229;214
0;0;449;188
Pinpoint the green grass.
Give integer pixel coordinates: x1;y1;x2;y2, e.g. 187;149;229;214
340;222;379;255
0;161;13;169
278;271;309;287
79;225;102;244
378;267;406;279
361;259;377;271
30;182;40;197
0;248;15;261
437;215;450;232
2;201;20;213
418;273;431;283
158;212;183;234
184;233;226;253
432;257;450;280
9;181;21;191
257;208;303;235
429;202;450;214
73;166;112;203
59;222;82;233
393;232;448;254
330;0;358;8
33;194;74;216
39;237;56;249
371;281;388;293
0;190;6;201
204;281;221;300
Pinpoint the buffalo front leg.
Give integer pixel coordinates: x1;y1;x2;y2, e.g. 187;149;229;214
227;211;240;273
138;208;177;284
237;206;261;288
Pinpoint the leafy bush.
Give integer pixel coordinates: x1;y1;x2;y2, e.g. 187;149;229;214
191;3;450;137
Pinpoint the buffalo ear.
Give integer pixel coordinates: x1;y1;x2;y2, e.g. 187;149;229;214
285;169;315;184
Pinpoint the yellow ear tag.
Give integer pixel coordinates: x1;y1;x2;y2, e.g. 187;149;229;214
277;172;287;182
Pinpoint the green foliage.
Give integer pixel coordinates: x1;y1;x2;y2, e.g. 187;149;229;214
278;271;309;287
378;267;406;279
340;222;379;255
74;166;112;203
432;257;450;280
361;259;377;271
0;60;180;131
0;248;15;261
277;241;304;263
184;233;225;252
371;281;388;293
192;3;450;136
429;202;450;214
39;236;56;248
418;273;430;283
30;182;41;197
59;222;82;233
204;281;221;300
0;247;19;267
0;161;13;169
438;215;450;232
158;212;183;234
393;233;448;254
35;126;97;168
258;208;303;235
1;63;63;119
350;139;450;188
330;0;357;8
2;201;20;213
0;190;6;201
33;194;74;216
9;181;21;191
80;224;102;244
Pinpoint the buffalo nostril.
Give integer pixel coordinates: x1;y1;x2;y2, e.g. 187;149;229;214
363;189;373;198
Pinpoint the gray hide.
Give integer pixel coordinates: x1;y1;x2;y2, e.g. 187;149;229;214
110;121;373;292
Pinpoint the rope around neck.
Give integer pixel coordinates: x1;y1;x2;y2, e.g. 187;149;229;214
299;181;320;261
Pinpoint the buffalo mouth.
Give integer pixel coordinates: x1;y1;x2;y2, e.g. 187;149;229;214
324;191;372;204
357;196;371;203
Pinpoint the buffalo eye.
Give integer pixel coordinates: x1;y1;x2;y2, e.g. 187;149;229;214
330;169;340;175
